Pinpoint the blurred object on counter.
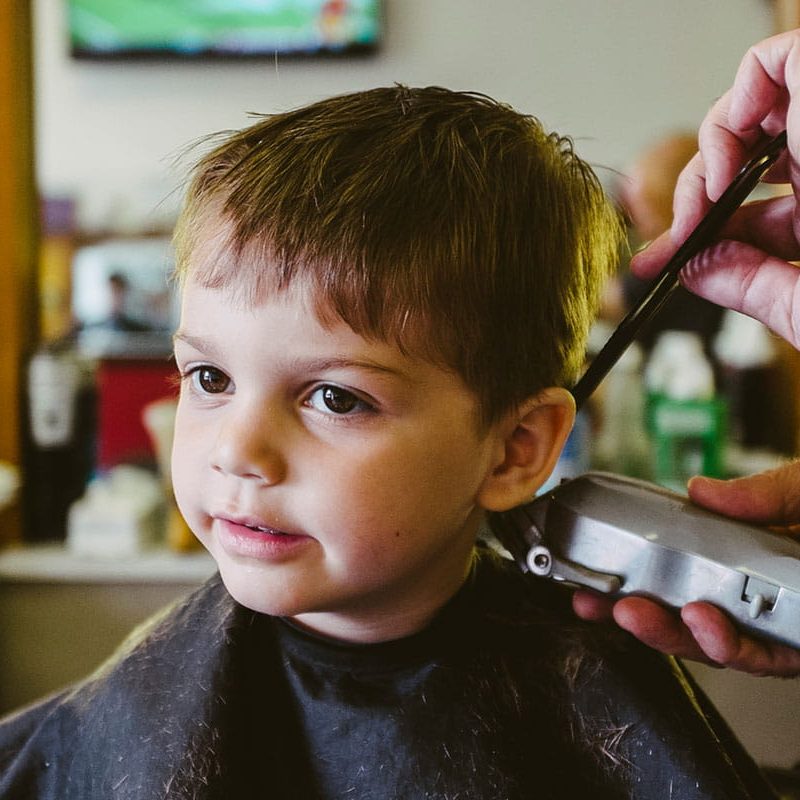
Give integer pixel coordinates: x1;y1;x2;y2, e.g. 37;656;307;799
713;310;791;453
28;347;80;449
644;331;726;492
645;331;715;402
142;398;176;486
23;345;95;541
0;462;19;512
142;398;200;553
66;465;164;558
592;341;651;479
724;443;788;479
38;196;76;343
96;358;177;471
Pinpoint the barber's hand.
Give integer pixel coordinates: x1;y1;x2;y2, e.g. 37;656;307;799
573;462;800;676
632;29;800;349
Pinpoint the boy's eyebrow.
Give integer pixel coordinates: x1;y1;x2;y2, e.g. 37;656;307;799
293;356;405;376
172;331;224;360
173;331;411;380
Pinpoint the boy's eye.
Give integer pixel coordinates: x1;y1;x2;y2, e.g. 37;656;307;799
191;366;231;394
307;385;371;415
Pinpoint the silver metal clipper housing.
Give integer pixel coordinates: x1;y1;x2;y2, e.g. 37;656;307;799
488;471;800;649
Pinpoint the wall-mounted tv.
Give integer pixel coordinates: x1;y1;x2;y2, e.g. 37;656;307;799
68;0;381;59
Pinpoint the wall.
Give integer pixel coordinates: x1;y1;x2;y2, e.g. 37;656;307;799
34;0;771;231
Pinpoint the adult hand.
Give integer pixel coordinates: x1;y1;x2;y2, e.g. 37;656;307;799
573;463;800;676
631;29;800;350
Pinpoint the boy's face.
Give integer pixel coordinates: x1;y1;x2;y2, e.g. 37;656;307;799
172;277;509;643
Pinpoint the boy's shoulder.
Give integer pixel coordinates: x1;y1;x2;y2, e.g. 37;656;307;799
0;572;251;798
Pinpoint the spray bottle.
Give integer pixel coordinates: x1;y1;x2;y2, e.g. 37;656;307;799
644;331;726;492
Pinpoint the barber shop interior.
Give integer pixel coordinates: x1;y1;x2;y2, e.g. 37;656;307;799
4;2;800;797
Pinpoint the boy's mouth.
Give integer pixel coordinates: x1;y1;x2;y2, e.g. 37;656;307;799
218;513;298;538
243;523;289;536
213;515;311;561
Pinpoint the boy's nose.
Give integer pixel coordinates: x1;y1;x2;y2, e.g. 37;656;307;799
210;407;287;485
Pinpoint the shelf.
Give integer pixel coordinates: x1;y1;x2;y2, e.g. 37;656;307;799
0;543;216;584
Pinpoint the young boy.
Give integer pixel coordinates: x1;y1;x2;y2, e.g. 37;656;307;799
0;87;775;799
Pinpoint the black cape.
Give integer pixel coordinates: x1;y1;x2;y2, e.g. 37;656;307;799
0;549;778;799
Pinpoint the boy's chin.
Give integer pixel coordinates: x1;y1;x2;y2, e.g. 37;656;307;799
217;564;315;618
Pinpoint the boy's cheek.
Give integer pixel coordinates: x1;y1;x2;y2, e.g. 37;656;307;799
169;441;189;496
170;444;203;526
171;413;204;481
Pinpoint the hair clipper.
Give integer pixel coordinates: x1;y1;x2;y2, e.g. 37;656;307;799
490;471;800;649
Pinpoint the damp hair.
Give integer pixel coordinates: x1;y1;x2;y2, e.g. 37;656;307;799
173;85;623;425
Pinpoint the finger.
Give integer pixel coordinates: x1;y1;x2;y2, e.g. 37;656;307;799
671;151;714;242
676;32;800;234
629;230;680;280
755;149;793;187
632;233;800;344
787;62;800;213
680;603;746;666
572;592;707;662
701;33;800;197
679;241;800;349
682;602;800;677
697;92;763;203
651;193;800;281
611;597;710;663
726;32;797;133
688;462;800;525
671;135;796;244
722;193;800;262
723;33;800;240
572;589;616;622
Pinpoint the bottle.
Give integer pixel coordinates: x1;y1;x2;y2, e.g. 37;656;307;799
713;310;782;452
644;332;726;492
592;341;652;479
23;346;96;541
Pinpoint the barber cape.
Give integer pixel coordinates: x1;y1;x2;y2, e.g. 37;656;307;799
0;549;779;799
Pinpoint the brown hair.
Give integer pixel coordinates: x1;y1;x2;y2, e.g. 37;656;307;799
174;85;623;424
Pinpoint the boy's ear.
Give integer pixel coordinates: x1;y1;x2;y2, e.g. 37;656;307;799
477;387;575;512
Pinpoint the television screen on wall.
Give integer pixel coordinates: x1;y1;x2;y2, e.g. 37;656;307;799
68;0;381;59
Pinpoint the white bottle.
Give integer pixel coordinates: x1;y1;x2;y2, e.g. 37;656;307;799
644;331;715;402
644;331;725;491
713;310;778;450
593;341;651;478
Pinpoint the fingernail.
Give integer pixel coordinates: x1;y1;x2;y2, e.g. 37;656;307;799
629;244;650;271
687;475;725;490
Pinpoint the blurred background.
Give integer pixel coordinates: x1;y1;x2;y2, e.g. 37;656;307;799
2;0;800;783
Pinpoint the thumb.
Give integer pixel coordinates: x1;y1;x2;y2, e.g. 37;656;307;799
629;230;679;280
688;462;800;526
